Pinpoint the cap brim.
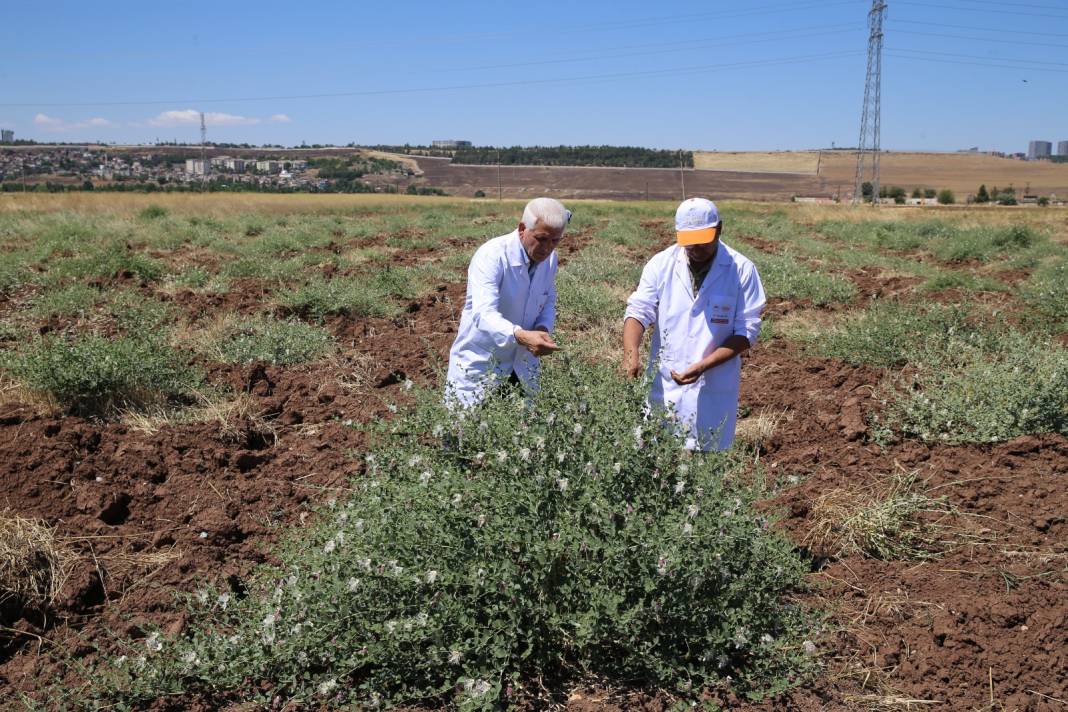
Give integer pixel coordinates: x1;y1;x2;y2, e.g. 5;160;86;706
676;226;719;246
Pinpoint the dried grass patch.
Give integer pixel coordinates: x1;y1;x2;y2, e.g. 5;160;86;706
0;515;73;615
734;409;787;451
804;471;958;561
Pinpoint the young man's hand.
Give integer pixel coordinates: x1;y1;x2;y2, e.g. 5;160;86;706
515;328;560;357
670;363;705;385
623;352;642;379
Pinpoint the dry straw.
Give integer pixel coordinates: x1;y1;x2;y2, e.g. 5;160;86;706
0;514;72;615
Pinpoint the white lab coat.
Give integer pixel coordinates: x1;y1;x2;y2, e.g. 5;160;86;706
446;230;557;407
624;241;765;451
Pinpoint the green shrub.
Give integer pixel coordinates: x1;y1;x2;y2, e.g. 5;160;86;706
876;334;1068;444
6;334;199;415
95;362;813;708
208;316;333;365
808;302;982;368
31;284;104;318
277;276;395;319
138;204;169;220
1018;257;1068;332
49;241;165;283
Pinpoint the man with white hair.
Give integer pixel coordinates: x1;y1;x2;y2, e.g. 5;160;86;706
623;197;765;451
446;197;570;407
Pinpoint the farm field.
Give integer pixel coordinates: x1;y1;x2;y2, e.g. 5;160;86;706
692;150;1068;199
0;193;1066;710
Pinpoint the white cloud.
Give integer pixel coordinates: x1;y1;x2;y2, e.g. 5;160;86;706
147;109;262;128
34;113;116;132
269;114;292;123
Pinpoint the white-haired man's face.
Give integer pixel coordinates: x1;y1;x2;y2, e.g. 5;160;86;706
518;218;563;263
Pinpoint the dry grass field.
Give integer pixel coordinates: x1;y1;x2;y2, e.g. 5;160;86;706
693;150;1068;199
693;151;822;174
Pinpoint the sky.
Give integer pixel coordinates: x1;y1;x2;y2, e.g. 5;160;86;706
1;0;1066;152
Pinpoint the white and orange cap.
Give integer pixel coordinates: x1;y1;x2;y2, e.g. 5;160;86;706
675;197;721;246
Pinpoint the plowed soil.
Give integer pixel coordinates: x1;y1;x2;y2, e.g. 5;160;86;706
2;241;1066;711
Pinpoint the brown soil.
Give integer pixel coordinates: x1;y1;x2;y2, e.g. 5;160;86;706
2;257;1066;711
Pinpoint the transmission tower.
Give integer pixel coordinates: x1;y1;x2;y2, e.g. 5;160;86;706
853;0;887;205
199;112;209;174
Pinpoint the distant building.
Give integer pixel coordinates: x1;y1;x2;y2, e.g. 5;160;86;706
431;140;472;149
0;129;12;143
1028;140;1052;160
1058;141;1068;157
185;158;210;175
256;160;281;174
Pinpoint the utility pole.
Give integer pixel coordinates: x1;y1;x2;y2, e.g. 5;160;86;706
679;150;686;201
853;0;887;206
496;149;502;200
199;112;209;192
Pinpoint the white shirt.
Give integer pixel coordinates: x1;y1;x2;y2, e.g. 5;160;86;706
446;230;558;407
625;241;765;450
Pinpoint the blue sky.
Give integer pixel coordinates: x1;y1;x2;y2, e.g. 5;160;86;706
2;0;1066;152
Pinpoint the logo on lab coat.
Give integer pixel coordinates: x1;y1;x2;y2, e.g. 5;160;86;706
709;302;731;325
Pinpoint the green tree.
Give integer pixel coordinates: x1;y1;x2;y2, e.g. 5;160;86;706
911;187;922;199
976;184;990;203
937;189;955;205
862;181;874;200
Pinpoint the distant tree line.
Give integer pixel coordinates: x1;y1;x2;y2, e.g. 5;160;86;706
452;145;694;168
0;179;445;195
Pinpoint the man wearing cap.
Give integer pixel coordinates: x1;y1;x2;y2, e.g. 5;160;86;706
622;198;765;451
445;197;570;408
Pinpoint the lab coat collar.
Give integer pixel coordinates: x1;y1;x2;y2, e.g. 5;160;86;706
672;241;731;298
506;230;530;268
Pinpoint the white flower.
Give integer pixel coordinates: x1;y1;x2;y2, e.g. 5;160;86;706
145;632;163;652
733;627;749;647
347;577;360;592
198;531;208;539
195;589;209;605
657;557;668;576
678;463;690;475
408;455;422;467
326;497;337;509
802;640;818;656
354;519;364;532
535;436;546;449
389;560;404;576
496;450;508;463
556;451;566;463
262;613;276;628
217;592;230;609
181;650;199;666
323;539;337;554
415;612;429;627
687;504;700;519
556;478;569;493
613;462;622;474
403;379;413;391
674;480;686;495
432;424;444;437
546;412;556;425
425;570;439;584
387;403;398;413
338;511;349;524
419;470;432;486
476;514;486;527
761;633;775;645
448;649;463;664
318;679;338;696
452;493;463;506
682;522;693;536
358;558;372;571
573;423;583;435
519;447;531;462
463;678;492;697
385;620;397;634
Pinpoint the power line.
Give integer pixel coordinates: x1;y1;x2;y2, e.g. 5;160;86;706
0;51;864;109
894;29;1068;49
440;24;864;76
888;19;1068;37
885;52;1068;73
888;47;1068;67
893;0;1068;19
924;0;1068;11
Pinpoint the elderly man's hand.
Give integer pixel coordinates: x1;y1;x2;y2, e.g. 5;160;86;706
623;352;642;379
515;328;560;357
